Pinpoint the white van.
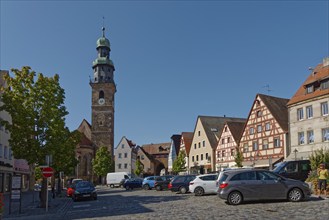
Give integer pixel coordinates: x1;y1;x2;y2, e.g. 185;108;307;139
106;172;130;188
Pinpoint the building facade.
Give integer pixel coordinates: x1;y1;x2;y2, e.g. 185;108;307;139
179;132;193;174
240;94;289;168
287;57;329;160
114;136;138;176
216;121;246;170
90;27;116;158
189;116;246;174
167;134;182;173
0;70;14;193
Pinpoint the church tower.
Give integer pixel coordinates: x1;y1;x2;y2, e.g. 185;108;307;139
90;27;116;158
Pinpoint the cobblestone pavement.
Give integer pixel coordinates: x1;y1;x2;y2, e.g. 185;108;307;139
63;187;328;220
3;186;329;220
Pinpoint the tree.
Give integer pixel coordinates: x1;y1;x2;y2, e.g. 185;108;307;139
92;146;114;185
134;159;144;177
0;67;78;207
172;151;186;174
234;146;243;167
309;148;329;171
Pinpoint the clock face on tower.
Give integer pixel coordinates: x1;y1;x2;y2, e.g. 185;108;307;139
98;98;105;105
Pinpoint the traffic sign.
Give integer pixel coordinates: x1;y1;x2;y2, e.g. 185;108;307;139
42;167;54;178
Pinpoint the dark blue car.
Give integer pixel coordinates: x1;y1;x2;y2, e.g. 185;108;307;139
123;178;143;190
72;181;97;202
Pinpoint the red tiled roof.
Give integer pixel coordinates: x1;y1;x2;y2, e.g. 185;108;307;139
181;132;193;155
141;142;171;155
288;63;329;105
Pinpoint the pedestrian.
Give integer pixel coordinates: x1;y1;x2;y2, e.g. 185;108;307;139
317;163;328;198
51;186;55;199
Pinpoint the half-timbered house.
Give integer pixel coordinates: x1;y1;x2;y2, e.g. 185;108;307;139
240;94;289;168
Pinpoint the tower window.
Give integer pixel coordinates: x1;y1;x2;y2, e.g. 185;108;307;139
99;91;104;99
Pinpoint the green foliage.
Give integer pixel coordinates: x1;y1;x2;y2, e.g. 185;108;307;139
35;167;42;181
309;148;329;171
134;159;143;177
234;146;243;167
0;67;76;167
92;146;114;177
172;151;186;174
0;66;78;208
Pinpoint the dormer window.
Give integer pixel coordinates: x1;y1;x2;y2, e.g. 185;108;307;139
306;85;313;94
321;79;329;90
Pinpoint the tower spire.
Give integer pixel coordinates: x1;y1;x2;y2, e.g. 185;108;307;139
102;16;105;37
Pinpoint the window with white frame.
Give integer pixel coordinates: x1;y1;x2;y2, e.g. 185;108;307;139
321;102;328;116
196;155;199;161
201;154;203;160
203;141;205;147
230;149;234;156
227;137;231;143
321;79;329;90
222;150;225;157
307;130;314;144
118;164;122;169
256;110;262;117
198;142;201;148
252;141;258;151
121;144;124;148
118;153;122;158
257;125;262;133
265;122;270;131
206;153;208;160
194;144;196;149
249;127;254;135
306;106;313;119
322;128;329;141
306;85;313;94
192;156;195;162
298;132;305;145
124;163;128;169
262;139;269;149
4;146;8;159
274;137;280;147
124;153;128;158
243;143;248;152
297;108;304;120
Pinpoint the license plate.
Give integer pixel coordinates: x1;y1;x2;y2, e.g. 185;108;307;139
82;194;90;197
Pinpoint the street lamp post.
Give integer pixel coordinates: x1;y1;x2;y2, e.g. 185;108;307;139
294;148;298;161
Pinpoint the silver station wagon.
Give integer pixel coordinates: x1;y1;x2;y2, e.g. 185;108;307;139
217;169;311;205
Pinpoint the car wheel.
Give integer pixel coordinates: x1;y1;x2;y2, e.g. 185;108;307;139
125;185;130;190
179;186;187;194
288;188;303;202
155;185;162;191
110;184;114;188
194;187;204;196
143;184;150;190
228;191;243;205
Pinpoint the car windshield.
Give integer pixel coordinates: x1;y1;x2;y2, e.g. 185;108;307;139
76;181;93;188
273;162;285;172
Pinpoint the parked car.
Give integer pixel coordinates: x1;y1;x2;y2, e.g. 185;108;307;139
189;173;218;196
66;179;83;197
217;169;311;205
168;175;196;194
123;178;143;190
142;176;158;190
273;160;311;182
154;175;175;191
72;181;97;202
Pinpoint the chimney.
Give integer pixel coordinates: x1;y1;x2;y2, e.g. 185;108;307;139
323;57;329;67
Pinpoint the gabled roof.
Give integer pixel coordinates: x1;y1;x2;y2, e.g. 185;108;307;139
171;134;182;156
141;142;171;155
225;121;247;145
288;61;329;105
258;94;289;132
181;132;193;155
77;119;92;140
79;133;92;146
138;146;155;162
198;116;247;149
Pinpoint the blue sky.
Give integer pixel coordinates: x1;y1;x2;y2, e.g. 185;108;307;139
1;1;328;146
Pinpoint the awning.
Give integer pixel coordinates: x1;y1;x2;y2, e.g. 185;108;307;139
243;157;283;168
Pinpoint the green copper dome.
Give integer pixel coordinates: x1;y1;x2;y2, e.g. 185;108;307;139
96;37;110;48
